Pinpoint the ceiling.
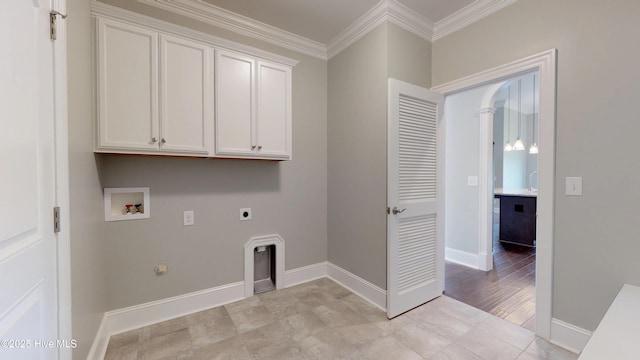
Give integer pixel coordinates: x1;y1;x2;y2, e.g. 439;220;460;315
140;0;516;59
202;0;475;44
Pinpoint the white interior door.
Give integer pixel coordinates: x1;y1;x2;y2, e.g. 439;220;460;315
387;79;444;318
0;0;59;358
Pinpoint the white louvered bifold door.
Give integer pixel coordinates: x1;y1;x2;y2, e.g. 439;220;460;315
387;79;444;318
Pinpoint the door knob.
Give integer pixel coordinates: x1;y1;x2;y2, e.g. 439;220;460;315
392;207;406;215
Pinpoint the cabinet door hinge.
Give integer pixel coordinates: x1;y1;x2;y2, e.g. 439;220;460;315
50;10;67;40
53;206;61;233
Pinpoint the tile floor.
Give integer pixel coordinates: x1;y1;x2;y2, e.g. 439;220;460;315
104;278;578;360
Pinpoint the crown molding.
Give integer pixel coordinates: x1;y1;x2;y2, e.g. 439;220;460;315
326;0;433;59
433;0;519;41
126;0;518;61
92;2;298;67
136;0;327;60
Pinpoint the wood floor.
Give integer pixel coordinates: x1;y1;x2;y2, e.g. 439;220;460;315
444;207;536;331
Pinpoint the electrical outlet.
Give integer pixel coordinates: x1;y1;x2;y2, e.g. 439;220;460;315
183;210;194;226
240;208;252;221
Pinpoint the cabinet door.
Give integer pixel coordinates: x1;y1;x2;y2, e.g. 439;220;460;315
160;35;212;154
97;18;158;151
215;50;255;157
256;61;292;159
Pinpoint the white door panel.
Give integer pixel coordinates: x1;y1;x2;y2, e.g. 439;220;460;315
160;35;211;154
97;18;159;151
0;0;59;358
387;79;444;318
215;50;255;156
256;61;291;159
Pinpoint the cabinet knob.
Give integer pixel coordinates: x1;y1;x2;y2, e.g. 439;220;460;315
251;145;257;150
257;145;262;150
151;137;157;143
160;138;166;144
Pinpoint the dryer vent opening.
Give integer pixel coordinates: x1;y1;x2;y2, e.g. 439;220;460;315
254;245;276;294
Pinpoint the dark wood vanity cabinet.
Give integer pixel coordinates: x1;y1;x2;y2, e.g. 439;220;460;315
495;194;536;247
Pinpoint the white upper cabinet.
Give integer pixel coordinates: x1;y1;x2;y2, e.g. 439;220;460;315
94;12;294;160
215;50;256;157
160;34;213;154
257;61;292;159
96;18;213;156
216;50;292;160
97;18;159;151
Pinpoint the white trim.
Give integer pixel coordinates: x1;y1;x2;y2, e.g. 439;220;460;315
86;315;109;360
433;49;557;340
53;0;73;359
91;2;299;67
327;263;387;311
106;281;244;336
477;103;499;272
550;318;591;354
433;0;519;41
126;0;519;60
284;262;327;288
326;0;433;59
243;234;285;298
445;247;480;269
135;0;326;60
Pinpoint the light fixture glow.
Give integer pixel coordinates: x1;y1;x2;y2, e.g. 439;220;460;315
529;74;539;154
504;86;513;152
514;138;525;151
514;79;525;151
505;141;513;152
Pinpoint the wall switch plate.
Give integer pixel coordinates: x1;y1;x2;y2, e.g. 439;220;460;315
468;176;479;187
183;210;194;226
566;177;583;196
240;208;252;221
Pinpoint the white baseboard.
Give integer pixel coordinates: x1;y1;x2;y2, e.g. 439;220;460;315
285;262;328;287
89;261;389;359
86;314;109;360
445;247;480;269
550;318;592;354
106;281;244;337
326;262;387;311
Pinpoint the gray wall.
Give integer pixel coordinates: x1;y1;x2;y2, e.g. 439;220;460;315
328;22;431;290
96;0;327;310
67;0;108;358
433;0;640;331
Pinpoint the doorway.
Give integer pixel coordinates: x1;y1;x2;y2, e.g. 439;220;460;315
442;72;539;331
432;49;556;339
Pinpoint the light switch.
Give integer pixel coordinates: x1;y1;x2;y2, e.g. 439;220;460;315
468;176;479;187
566;177;582;196
183;210;194;226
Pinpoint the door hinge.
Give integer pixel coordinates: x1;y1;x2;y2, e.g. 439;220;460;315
50;10;67;40
386;207;391;215
53;206;61;233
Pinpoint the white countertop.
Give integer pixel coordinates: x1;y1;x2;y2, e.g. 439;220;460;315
494;188;538;197
579;284;640;360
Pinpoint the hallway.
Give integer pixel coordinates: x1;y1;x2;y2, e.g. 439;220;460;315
445;205;536;331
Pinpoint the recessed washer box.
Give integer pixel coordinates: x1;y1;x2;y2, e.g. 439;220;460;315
104;187;150;221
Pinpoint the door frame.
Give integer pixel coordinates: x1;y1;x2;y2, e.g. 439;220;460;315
432;49;557;340
53;0;72;358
